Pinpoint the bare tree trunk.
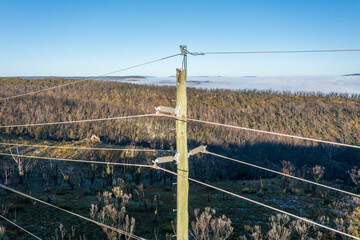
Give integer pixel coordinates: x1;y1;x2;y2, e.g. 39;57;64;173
105;165;113;186
18;172;24;185
52;164;58;186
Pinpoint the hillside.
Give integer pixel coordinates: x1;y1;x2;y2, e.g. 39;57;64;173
1;78;359;181
0;77;360;239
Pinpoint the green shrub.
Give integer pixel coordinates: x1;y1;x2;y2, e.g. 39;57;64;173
244;224;251;232
0;226;5;240
56;203;72;210
241;187;257;194
17;196;32;204
10;204;25;212
160;223;173;233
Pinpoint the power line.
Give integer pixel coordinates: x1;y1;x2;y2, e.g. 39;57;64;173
156;166;360;240
0;53;181;102
188;49;360;55
0;113;157;128
0;142;174;153
0;152;153;168
0;184;146;240
0;79;88;102
0;214;42;240
2;112;359;150
205;150;360;198
173;115;360;149
97;53;180;76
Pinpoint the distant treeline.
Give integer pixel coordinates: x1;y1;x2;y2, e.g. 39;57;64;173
0;77;359;183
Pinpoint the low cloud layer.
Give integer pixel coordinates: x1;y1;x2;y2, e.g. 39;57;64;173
115;75;360;94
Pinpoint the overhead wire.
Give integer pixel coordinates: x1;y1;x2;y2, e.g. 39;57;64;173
0;184;146;240
0;214;42;240
0;53;181;101
0;113;158;128
2;112;359;150
156;166;360;240
0;79;88;102
0;152;153;168
0;53;181;102
1;47;359;238
0;142;174;153
205;150;360;198
188;49;360;55
156;114;360;150
186;117;360;149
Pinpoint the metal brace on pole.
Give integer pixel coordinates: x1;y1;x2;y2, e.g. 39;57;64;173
180;45;187;71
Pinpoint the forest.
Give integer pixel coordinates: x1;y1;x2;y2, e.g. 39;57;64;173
0;77;359;239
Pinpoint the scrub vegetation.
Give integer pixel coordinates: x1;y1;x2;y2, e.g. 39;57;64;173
0;78;359;239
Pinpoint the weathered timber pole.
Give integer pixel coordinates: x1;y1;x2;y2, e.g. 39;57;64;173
176;45;189;240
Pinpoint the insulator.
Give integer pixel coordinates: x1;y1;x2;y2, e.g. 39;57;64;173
155;106;176;115
154;156;175;164
189;145;207;156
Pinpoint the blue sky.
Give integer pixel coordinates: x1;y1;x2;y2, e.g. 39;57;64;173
1;0;359;77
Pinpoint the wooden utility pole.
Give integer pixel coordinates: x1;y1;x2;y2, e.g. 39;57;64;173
176;45;189;240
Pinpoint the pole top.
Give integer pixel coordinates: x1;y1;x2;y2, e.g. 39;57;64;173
180;45;187;55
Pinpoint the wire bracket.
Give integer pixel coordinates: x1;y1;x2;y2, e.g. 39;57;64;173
174;152;180;164
174;106;180;117
180;45;187;55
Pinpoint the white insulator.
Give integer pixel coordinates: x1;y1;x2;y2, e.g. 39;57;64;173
189;145;207;156
154;156;175;164
155;106;176;115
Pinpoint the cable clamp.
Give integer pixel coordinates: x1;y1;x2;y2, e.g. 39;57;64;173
151;162;159;169
187;50;205;56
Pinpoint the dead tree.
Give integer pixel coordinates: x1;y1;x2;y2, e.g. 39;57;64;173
9;147;37;185
49;160;59;186
311;165;325;194
60;167;75;190
1;160;14;185
89;151;98;188
349;167;360;193
281;161;295;193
